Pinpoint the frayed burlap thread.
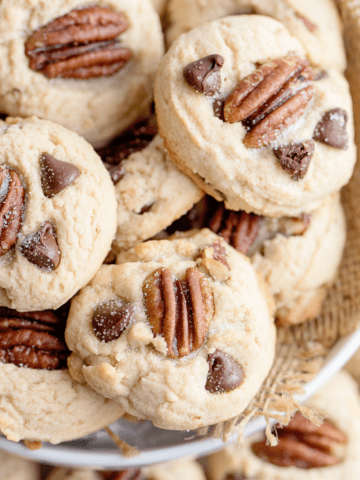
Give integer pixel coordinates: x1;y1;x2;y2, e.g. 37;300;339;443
203;2;360;442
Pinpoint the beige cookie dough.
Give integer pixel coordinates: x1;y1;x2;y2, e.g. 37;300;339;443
0;0;164;148
66;229;276;430
0;450;38;480
0;363;124;443
207;370;360;480
167;0;346;72
155;15;356;217
0;116;117;312
48;458;205;480
250;194;346;325
113;135;203;253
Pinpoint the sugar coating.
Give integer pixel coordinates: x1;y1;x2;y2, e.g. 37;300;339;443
207;370;360;480
0;116;117;312
113;135;203;253
0;363;124;443
0;450;38;480
252;194;346;325
66;229;276;430
48;458;205;480
0;0;164;147
155;15;356;217
167;0;346;72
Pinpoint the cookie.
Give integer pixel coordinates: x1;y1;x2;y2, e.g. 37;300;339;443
155;15;356;217
207;370;360;479
65;229;276;430
0;450;38;480
0;306;124;444
0;0;164;147
167;0;346;72
101;131;203;253
47;458;205;480
0;116;117;312
152;0;169;15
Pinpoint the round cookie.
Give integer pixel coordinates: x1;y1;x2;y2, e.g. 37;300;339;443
109;134;203;253
47;458;205;480
0;0;164;147
0;116;117;312
207;370;360;480
0;307;124;444
155;15;356;217
0;450;38;480
167;0;346;72
65;229;276;430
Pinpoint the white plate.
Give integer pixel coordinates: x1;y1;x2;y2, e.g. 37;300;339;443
1;327;360;469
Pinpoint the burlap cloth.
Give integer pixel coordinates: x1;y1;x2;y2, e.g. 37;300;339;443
198;0;360;446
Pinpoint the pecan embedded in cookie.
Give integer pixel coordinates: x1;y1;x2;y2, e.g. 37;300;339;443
223;53;314;148
25;5;132;79
0;165;26;256
143;266;214;358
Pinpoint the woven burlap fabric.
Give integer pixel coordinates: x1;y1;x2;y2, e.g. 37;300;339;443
200;0;360;445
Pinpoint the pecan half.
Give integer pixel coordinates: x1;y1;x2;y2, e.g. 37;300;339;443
208;203;263;255
224;53;314;148
0;166;26;256
143;267;214;358
0;308;69;370
25;5;131;79
252;411;347;468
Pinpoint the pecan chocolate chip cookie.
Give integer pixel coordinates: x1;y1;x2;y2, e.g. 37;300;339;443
0;0;164;147
0;117;116;312
65;229;275;430
167;0;346;72
207;370;360;480
101;133;203;254
48;458;206;480
155;15;356;217
0;306;124;444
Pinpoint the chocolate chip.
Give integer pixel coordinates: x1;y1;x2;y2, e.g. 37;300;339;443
92;300;134;342
105;161;125;185
40;153;80;198
273;140;315;180
183;54;224;96
213;97;225;120
20;221;60;271
313;108;348;149
205;349;244;393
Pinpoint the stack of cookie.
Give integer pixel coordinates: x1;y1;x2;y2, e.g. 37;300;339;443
0;0;355;452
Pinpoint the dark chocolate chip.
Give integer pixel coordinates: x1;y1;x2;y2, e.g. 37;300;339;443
139;203;153;214
40;152;80;198
313;108;348;149
183;54;224;96
213;97;225;120
205;349;244;393
273;140;315;180
105;161;126;185
92;300;134;342
20;221;60;271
